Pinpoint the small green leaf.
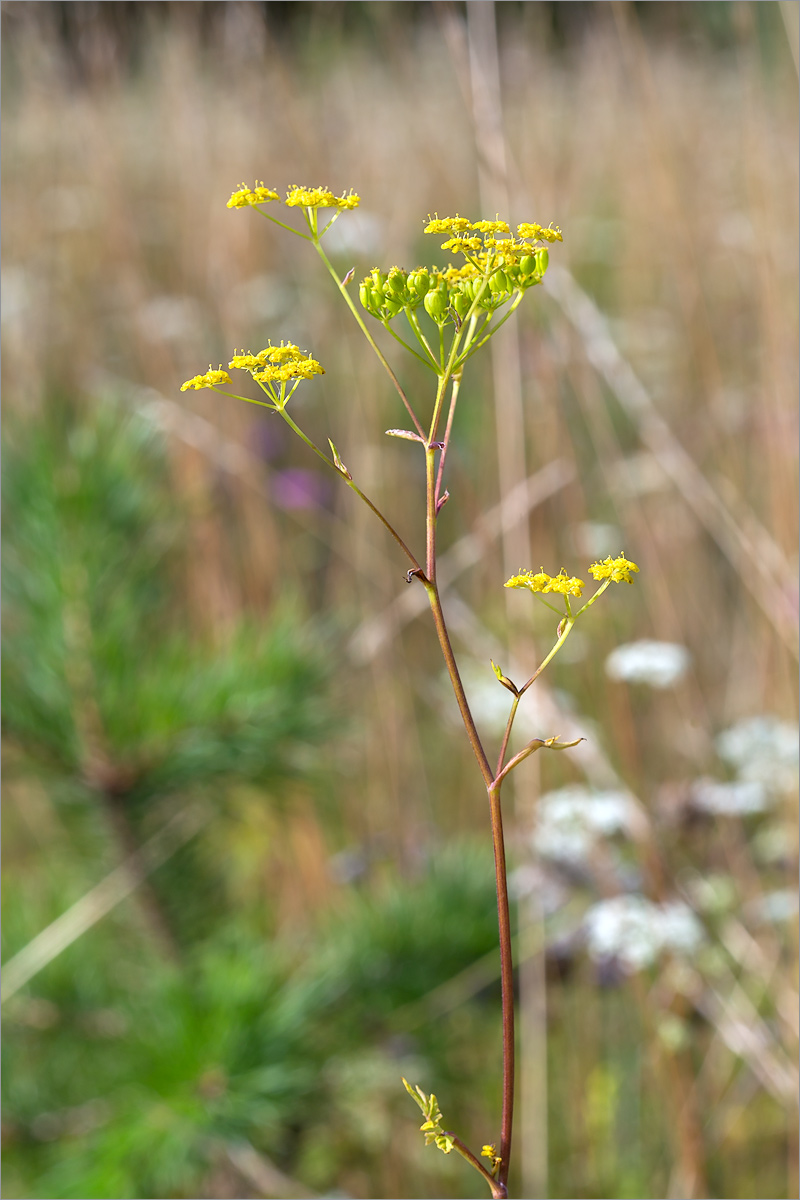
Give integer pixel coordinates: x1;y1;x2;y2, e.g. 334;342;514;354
385;428;425;442
328;439;352;479
491;660;518;695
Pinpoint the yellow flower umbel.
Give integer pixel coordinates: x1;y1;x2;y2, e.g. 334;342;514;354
180;365;232;391
589;553;640;584
226;182;280;209
505;567;585;598
225;342;324;411
285;185;360;210
504;553;640;661
423;214;474;234
516;221;563;243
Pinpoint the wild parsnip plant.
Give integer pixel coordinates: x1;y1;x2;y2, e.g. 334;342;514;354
182;183;639;1199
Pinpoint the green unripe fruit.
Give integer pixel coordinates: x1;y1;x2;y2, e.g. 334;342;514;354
505;264;521;289
384;298;403;318
452;290;471;318
371;268;384;287
388;271;406;296
409;269;431;298
534;248;549;274
489;269;509;295
424;287;448;321
520;255;536;277
359;283;372;310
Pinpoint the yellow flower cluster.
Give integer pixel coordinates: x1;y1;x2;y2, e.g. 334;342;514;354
227;183;361;212
180;365;232;391
226;182;280;209
481;1144;503;1173
285;185;360;209
588;553;640;583
229;342;324;383
440;235;484;254
471;218;511;234
504;568;585;597
255;357;324;383
516;221;563;243
424;214;564;261
424;214;474;234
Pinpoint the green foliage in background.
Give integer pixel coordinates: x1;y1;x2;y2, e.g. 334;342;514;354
2;399;333;801
3;839;504;1199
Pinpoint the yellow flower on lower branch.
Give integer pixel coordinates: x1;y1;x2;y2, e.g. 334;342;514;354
505;567;585;597
228;344;324;384
180;366;232;391
482;1144;503;1173
254;356;324;383
588;553;640;584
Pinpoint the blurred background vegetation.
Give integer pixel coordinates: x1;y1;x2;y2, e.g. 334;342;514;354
1;2;797;1198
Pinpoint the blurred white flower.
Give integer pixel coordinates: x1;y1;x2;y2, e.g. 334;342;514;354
605;640;690;688
507;864;568;914
690;776;769;816
659;901;706;955
747;889;799;925
584;895;704;973
716;715;799;795
533;785;636;865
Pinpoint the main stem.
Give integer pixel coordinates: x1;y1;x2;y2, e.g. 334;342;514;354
423;423;515;1195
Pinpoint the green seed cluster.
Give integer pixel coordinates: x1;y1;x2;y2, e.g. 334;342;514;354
359;249;550;326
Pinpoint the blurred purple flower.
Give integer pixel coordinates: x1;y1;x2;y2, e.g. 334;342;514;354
252;420;286;462
272;468;330;510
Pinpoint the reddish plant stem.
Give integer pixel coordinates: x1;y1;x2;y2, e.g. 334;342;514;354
449;1134;507;1199
487;781;515;1191
423;439;516;1194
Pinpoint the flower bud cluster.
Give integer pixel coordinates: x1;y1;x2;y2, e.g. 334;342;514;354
359;245;550;327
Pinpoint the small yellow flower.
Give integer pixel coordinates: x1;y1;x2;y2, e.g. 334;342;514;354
440;235;484;254
471;218;510;234
424;213;474;234
545;568;585;597
516;221;563;243
441;264;480;284
180;365;232;390
230;343;315;375
481;1144;503;1172
285;185;360;209
228;350;269;370
265;341;305;363
505;568;585;597
226;182;279;209
254;350;324;383
505;569;552;593
588;553;640;584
